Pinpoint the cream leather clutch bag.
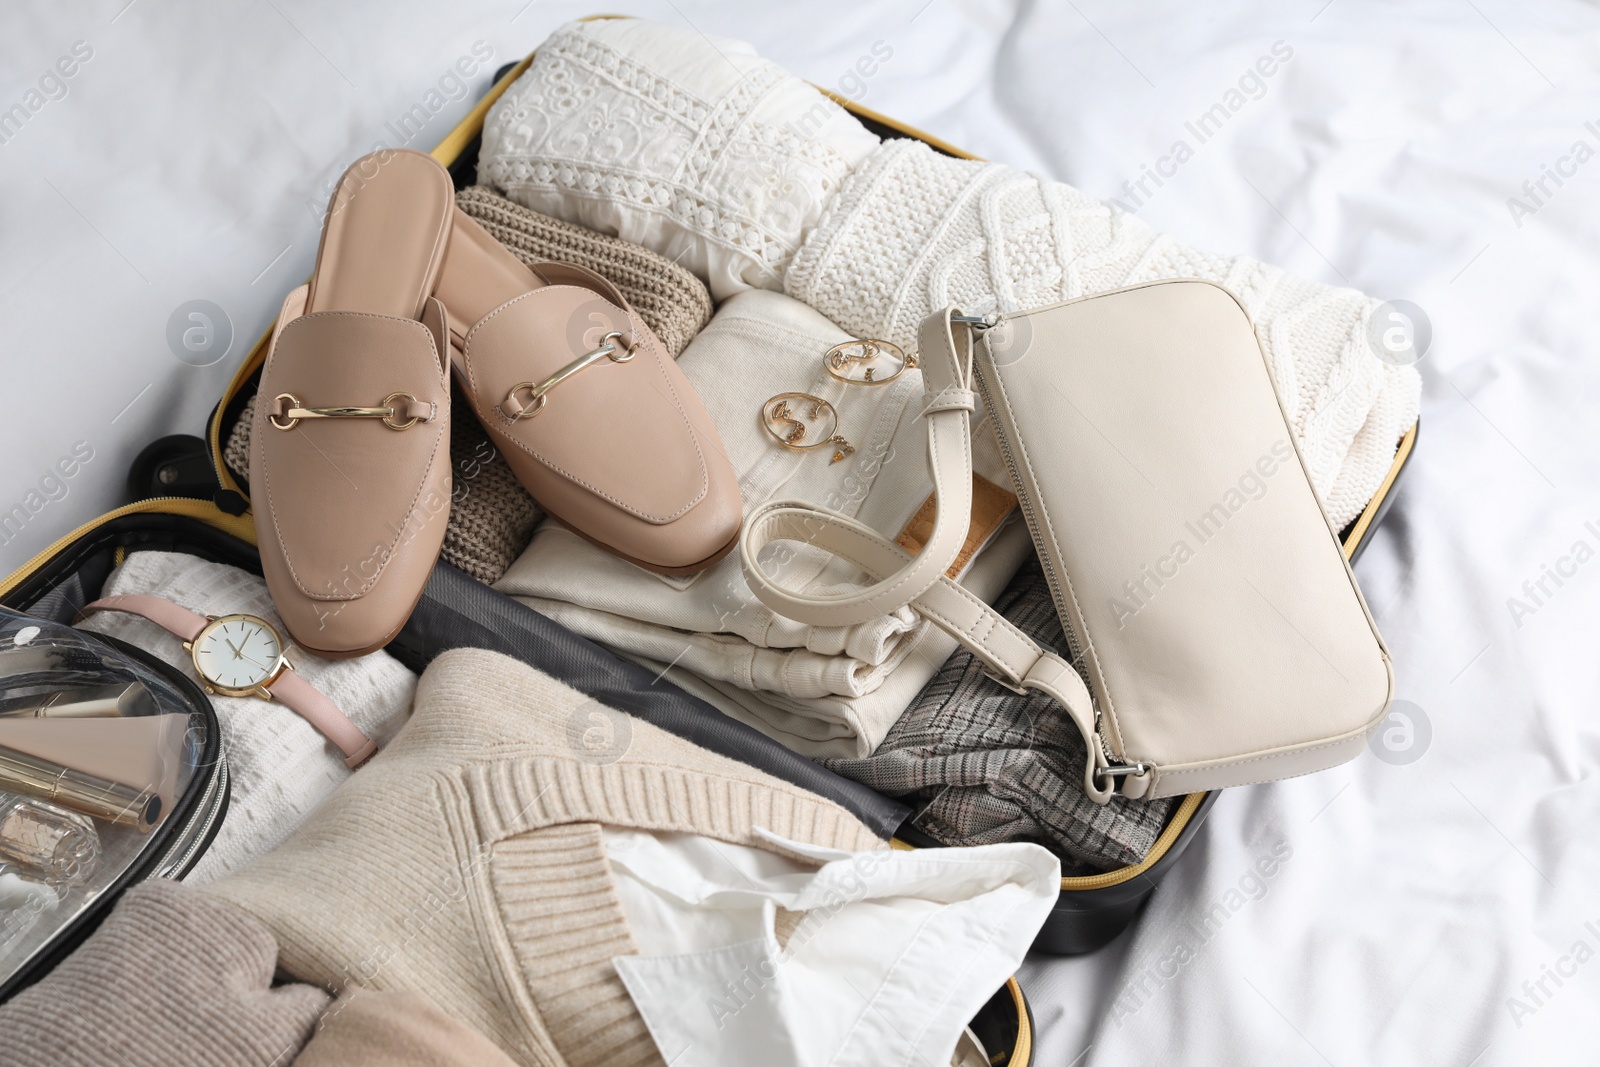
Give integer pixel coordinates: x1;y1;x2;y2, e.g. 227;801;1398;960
741;280;1392;802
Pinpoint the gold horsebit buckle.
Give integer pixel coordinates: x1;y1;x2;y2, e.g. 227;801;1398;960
268;391;435;431
498;331;638;421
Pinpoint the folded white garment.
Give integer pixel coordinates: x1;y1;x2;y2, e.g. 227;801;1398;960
604;825;1059;1067
494;290;1024;755
786;138;1420;528
641;517;1033;760
479;18;880;300
74;551;415;884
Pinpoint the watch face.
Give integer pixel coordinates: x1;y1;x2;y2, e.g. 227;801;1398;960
192;614;283;692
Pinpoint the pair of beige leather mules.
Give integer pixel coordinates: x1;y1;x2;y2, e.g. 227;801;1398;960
251;150;741;657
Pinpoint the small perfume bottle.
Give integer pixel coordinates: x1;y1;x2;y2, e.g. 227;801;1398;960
0;797;100;886
0;863;59;961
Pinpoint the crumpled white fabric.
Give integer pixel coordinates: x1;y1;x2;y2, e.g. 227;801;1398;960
478;17;881;300
603;826;1059;1067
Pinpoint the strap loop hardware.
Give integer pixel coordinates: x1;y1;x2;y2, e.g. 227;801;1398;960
980;667;1029;696
499;331;638;421
269;391;434;431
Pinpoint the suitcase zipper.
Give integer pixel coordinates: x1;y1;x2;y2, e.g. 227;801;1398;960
1059;791;1207;890
0;498;255;602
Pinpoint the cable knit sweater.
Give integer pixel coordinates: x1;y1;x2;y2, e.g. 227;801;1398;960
203;648;884;1067
479;18;880;301
785;138;1420;528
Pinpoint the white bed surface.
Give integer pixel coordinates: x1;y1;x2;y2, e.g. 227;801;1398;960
4;3;1597;1064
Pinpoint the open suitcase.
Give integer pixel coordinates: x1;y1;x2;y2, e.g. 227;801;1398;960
0;33;1418;1063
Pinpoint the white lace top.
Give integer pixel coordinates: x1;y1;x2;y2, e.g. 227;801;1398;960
478;18;880;301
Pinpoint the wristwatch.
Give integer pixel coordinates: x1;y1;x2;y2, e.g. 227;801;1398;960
81;594;378;768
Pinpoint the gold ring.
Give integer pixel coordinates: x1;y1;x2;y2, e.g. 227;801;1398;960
499;384;549;421
761;392;857;464
601;330;639;364
269;393;302;431
823;338;915;386
381;392;423;430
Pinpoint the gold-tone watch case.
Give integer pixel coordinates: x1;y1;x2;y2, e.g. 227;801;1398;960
181;612;292;700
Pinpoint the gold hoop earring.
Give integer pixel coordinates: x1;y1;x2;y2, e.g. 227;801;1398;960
761;393;856;464
823;338;917;386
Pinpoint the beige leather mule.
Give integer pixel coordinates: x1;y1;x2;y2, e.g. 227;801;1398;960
251;150;454;657
435;209;742;575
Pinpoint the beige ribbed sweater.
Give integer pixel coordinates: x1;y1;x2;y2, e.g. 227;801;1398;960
0;879;329;1067
293;990;519;1067
204;648;884;1067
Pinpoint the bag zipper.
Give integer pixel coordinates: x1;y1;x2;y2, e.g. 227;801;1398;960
1;502;248;889
958;315;1123;773
152;752;229;880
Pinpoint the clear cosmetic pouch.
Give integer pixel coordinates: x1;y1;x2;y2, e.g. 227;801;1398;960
0;607;220;1000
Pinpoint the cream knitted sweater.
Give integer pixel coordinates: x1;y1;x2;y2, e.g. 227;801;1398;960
204;648;884;1067
785;138;1421;528
478;18;880;301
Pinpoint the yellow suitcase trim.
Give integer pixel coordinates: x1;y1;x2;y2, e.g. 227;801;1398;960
0;498;254;602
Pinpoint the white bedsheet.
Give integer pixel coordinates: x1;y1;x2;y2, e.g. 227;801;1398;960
3;2;1597;1064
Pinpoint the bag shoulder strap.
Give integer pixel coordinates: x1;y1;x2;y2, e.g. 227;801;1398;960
740;310;978;628
738;307;1139;803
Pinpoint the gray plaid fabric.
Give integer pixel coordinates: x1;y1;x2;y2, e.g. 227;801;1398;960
825;557;1179;872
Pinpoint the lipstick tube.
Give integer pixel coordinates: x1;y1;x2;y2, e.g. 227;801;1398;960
0;744;160;831
0;682;154;719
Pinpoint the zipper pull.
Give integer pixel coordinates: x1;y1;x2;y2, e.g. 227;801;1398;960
950;312;1000;332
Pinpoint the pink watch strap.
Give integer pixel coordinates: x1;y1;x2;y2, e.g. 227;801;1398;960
268;670;377;768
85;594;209;642
81;595;378;769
